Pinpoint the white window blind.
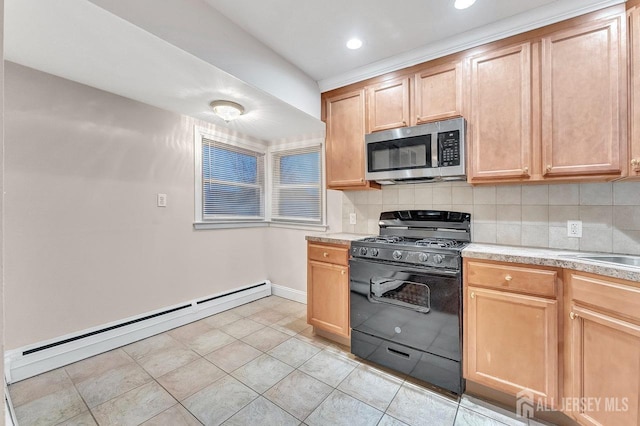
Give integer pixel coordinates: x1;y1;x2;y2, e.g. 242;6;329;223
201;138;265;220
271;145;322;223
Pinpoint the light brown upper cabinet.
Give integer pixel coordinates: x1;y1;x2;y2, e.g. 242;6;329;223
366;76;410;133
628;6;640;178
413;61;463;125
322;4;628;189
467;43;533;183
365;61;463;133
325;89;378;190
466;9;627;184
541;16;626;178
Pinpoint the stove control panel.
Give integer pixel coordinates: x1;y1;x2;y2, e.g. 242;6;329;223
350;245;460;270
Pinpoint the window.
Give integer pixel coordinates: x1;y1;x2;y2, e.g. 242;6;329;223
195;127;324;228
199;136;265;221
271;146;322;223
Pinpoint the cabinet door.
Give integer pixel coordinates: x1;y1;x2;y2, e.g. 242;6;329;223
366;77;410;133
569;304;640;426
629;7;640;178
413;61;462;125
467;43;532;182
325;89;367;188
465;286;558;404
541;16;625;177
307;260;349;338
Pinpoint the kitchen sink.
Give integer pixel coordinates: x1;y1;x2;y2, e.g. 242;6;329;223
569;254;640;268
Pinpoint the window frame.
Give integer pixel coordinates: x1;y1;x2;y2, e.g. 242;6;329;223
194;127;327;230
268;141;326;225
194;127;268;226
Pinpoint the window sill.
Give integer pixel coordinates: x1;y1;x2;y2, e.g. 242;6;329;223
193;222;328;232
269;222;329;232
193;222;269;230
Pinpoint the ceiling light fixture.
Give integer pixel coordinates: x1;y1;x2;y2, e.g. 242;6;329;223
210;100;245;122
454;0;476;9
346;38;363;50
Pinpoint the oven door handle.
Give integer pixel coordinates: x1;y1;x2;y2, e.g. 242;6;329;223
349;257;461;278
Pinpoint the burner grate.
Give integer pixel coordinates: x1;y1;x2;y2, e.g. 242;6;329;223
363;236;404;244
415;238;463;248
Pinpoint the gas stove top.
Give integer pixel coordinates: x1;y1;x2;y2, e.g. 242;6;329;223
351;210;471;269
361;236;467;249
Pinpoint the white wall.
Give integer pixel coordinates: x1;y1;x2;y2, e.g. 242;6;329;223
4;62;271;350
0;0;5;420
266;190;343;294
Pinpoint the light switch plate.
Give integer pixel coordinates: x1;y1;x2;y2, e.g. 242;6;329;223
349;213;357;225
157;193;167;207
567;220;582;238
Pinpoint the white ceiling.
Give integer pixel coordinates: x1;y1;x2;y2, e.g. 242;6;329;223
204;0;623;91
5;0;325;142
4;0;625;142
204;0;557;82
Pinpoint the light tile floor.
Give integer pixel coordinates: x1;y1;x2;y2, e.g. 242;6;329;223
8;296;553;426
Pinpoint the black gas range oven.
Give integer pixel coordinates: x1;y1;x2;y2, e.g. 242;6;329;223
349;210;471;395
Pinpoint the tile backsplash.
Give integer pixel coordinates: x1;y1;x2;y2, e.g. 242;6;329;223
341;181;640;255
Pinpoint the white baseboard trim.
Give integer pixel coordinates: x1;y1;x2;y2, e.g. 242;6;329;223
5;280;271;384
270;283;307;304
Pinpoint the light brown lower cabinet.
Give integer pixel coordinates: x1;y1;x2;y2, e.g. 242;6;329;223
565;271;640;426
464;259;560;407
307;242;350;338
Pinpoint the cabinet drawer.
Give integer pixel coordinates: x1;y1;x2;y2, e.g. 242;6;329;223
466;260;558;298
569;271;640;322
308;243;349;265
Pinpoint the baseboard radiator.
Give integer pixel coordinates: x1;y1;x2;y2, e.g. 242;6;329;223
5;280;272;384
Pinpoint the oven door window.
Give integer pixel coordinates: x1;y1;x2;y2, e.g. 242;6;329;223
370;278;430;313
367;134;432;173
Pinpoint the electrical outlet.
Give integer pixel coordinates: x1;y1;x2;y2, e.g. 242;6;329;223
349;213;357;225
567;220;582;238
157;193;167;207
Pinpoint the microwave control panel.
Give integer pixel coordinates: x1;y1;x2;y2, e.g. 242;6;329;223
438;130;460;167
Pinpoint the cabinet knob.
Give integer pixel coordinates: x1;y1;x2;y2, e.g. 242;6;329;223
522;167;529;174
323;252;329;258
402;120;407;126
570;312;577;320
632;159;639;166
470;291;475;299
341;270;346;275
546;164;552;171
505;275;513;282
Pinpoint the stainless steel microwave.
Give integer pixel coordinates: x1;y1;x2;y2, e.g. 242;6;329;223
364;117;466;184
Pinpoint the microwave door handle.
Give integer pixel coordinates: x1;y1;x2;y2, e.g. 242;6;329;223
431;133;438;167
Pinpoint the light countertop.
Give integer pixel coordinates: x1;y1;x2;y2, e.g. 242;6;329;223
303;235;640;282
305;233;371;245
463;243;640;283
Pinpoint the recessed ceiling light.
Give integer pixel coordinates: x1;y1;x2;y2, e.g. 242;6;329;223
346;38;363;50
454;0;476;9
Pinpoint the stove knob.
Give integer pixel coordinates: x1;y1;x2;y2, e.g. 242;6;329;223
393;250;402;260
359;247;368;256
418;253;429;262
371;248;379;257
433;254;444;264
